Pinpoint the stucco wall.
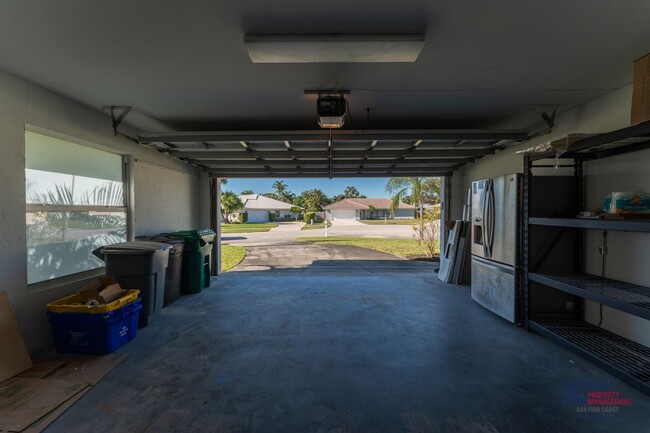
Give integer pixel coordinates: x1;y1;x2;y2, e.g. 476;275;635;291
0;69;203;352
134;160;201;235
452;85;650;346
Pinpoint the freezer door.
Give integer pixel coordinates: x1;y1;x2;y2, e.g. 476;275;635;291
488;174;519;267
471;256;519;323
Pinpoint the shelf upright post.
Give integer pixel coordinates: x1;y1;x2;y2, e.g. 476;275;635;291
522;154;532;331
574;157;586;321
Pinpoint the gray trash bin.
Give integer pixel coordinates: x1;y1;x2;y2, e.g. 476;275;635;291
93;241;171;327
136;235;185;307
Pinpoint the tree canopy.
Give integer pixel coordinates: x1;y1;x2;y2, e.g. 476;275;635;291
220;191;243;220
295;188;330;211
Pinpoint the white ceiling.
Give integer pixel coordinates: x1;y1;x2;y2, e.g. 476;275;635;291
0;1;649;132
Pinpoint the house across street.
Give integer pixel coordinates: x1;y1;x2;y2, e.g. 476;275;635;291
236;194;298;222
324;198;415;221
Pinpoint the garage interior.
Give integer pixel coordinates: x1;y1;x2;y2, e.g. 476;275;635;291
1;1;650;432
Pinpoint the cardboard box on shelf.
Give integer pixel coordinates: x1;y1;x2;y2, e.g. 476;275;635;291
631;52;650;125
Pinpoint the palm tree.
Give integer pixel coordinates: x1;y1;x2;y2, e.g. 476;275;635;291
385;177;431;238
220;191;243;222
272;180;288;196
343;185;361;198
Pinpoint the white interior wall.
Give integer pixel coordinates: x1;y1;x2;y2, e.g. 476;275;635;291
134;160;201;235
0;69;203;353
453;85;650;346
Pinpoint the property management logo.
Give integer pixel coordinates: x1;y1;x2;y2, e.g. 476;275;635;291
562;380;634;414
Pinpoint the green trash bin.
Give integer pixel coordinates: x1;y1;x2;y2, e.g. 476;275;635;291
163;229;216;294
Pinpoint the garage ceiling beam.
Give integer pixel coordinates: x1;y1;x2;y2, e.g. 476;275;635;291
207;171;453;178
204;166;451;174
139;129;528;143
172;149;492;159
190;157;474;167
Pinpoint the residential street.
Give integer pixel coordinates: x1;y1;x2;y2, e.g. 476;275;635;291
223;221;415;247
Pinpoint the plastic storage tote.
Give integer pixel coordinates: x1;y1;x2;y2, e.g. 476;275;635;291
136;236;185;307
162;229;215;294
93;241;171;327
48;298;142;354
47;289;140;314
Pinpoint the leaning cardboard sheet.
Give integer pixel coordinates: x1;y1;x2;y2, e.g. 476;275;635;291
0;291;127;433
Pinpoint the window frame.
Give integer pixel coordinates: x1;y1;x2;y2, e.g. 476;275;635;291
25;125;133;291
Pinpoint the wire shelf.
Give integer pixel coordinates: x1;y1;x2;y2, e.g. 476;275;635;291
530;273;650;320
530;319;650;392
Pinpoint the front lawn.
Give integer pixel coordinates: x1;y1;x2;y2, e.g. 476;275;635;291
298;236;439;258
221;223;278;233
300;222;332;230
221;244;246;272
360;218;420;225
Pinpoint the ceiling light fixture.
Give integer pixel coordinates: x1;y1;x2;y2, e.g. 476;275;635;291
245;34;425;63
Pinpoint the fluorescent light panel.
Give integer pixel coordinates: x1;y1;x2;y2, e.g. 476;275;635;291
245;34;425;63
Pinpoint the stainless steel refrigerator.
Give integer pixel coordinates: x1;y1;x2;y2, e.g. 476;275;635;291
471;173;521;323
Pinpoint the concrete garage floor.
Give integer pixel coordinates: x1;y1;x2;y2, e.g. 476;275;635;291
47;244;650;433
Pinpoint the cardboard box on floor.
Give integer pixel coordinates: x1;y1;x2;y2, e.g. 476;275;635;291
25;353;128;385
632;52;650;125
0;378;88;432
4;354;128;433
0;290;128;432
0;291;33;382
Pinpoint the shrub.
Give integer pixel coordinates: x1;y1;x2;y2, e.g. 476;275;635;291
239;212;248;223
412;208;441;258
304;211;316;223
268;212;276;222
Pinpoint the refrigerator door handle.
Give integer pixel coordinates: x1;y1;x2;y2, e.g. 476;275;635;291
481;182;489;257
487;180;495;255
483;179;494;258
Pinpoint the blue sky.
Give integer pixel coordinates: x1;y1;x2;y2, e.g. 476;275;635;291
224;178;393;198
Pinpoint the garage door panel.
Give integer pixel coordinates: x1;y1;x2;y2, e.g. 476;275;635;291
247;210;268;222
331;210;356;220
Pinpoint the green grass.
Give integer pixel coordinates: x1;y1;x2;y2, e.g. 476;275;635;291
221;244;246;272
300;222;332;230
221;223;278;233
298;236;439;258
360;218;420;225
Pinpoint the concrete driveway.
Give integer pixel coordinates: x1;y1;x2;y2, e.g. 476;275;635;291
233;241;432;273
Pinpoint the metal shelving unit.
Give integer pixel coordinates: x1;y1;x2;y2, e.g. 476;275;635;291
529;273;650;320
529;217;650;232
529;320;650;394
522;119;650;395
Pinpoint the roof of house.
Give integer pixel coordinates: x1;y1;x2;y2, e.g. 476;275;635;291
324;198;415;210
239;194;294;210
